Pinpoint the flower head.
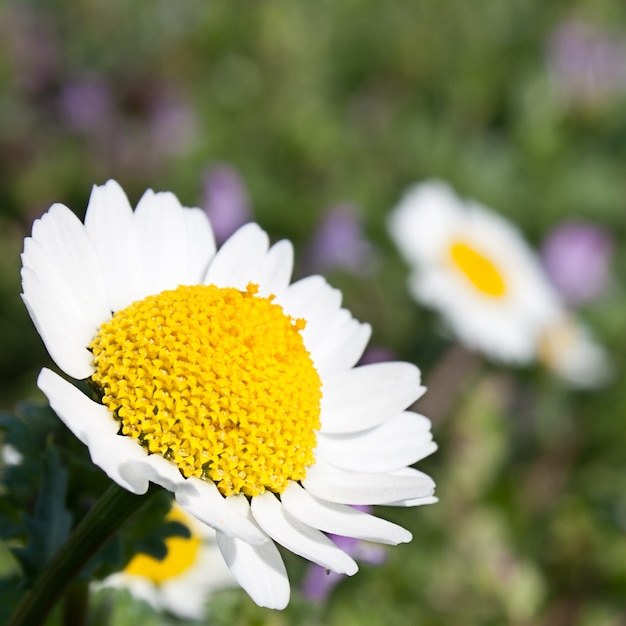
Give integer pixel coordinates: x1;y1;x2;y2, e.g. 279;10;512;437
387;181;562;364
22;180;436;609
99;503;235;620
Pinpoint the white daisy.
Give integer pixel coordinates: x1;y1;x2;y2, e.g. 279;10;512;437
99;503;235;620
538;313;612;389
387;180;562;364
22;180;437;610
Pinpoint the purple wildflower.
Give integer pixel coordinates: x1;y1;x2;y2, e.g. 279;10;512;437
541;220;613;305
546;18;626;107
201;165;252;245
301;506;387;602
306;204;376;275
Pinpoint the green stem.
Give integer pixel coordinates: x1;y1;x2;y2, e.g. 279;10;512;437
62;582;89;626
8;483;161;626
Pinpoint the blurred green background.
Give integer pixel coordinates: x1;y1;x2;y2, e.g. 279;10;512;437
1;1;625;624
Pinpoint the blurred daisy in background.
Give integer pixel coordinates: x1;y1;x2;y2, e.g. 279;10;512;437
387;180;562;364
99;503;235;620
22;180;436;609
539;314;612;389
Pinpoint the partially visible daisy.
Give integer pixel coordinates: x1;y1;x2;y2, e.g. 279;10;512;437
539;314;612;389
22;180;436;609
99;503;235;620
387;180;562;364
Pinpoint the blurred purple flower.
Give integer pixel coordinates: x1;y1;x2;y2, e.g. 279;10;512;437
148;93;197;158
58;77;114;132
306;204;376;275
301;506;387;602
547;18;626;107
359;345;396;366
541;220;613;306
201;165;252;245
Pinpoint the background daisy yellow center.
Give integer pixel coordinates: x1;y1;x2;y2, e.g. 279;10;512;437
89;283;322;497
449;240;507;297
124;506;200;584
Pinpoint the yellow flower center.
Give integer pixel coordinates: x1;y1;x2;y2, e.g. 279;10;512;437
124;505;200;584
89;283;322;497
449;241;507;297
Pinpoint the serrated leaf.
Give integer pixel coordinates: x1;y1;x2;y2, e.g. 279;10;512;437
11;446;73;585
0;575;26;624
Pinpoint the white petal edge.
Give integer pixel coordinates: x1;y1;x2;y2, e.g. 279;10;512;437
216;496;289;609
175;477;267;545
313;309;372;378
37;368;150;494
316;411;437;473
203;223;270;289
303;461;435;505
83;180;144;310
182;207;217;283
28;203;111;325
320;362;426;434
279;275;342;351
21;269;95;379
256;239;294;296
281;482;412;545
251;491;358;575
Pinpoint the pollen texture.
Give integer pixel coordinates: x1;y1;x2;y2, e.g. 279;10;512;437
89;283;322;497
449;241;507;297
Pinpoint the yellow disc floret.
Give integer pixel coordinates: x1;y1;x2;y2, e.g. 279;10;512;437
124;505;200;584
89;283;322;497
449;240;507;297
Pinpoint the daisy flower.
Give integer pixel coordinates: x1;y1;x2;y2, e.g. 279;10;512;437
22;180;436;609
99;503;235;620
387;180;562;364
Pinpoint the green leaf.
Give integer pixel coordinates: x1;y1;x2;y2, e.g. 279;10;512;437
11;446;73;586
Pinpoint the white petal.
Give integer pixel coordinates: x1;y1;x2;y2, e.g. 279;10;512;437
182;207;216;282
316;412;437;473
37;368;150;494
123;453;185;493
279;276;342;350
21;269;94;379
28;204;111;322
386;495;439;507
133;189;190;296
303;461;435;505
251;492;358;575
313;311;372;378
83;180;144;310
320;362;425;434
175;478;266;545
281;482;412;545
215;496;289;609
257;239;294;296
23;204;112;378
203;223;269;289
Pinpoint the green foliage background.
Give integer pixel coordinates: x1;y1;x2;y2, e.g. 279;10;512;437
1;1;625;624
